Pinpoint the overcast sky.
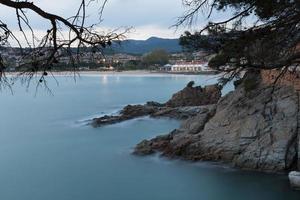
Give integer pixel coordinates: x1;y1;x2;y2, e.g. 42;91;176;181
0;0;231;41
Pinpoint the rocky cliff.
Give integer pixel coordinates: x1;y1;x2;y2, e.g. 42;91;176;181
134;73;300;172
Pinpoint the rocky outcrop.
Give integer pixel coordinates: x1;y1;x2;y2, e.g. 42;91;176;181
134;77;300;172
91;103;212;127
91;104;158;127
151;106;208;120
165;82;221;107
91;83;221;127
289;171;300;190
134;105;216;156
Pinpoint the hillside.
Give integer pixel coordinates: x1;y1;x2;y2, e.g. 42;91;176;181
107;37;182;55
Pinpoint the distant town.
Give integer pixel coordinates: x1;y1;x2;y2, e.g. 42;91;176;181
0;37;217;74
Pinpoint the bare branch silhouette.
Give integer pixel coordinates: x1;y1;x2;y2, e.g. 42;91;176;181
0;0;129;89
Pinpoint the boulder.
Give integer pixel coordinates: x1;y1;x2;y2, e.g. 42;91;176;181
165;83;221;107
289;171;300;190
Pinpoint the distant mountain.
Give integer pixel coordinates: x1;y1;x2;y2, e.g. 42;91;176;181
107;37;182;55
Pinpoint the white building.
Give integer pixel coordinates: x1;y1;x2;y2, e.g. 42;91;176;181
160;61;213;72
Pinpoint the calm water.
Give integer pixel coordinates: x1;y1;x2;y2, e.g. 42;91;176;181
0;74;299;200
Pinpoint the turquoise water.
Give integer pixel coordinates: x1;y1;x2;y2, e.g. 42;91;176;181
0;74;299;200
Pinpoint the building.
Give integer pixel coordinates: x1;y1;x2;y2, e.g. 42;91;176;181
160;61;214;73
106;53;141;64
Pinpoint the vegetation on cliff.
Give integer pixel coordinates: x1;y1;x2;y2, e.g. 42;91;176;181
178;0;299;77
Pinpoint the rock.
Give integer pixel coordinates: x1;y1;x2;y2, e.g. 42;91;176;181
193;84;299;171
120;104;157;116
180;105;216;135
298;93;300;170
299;135;300;170
165;83;221;107
91;104;159;127
187;81;195;88
134;77;300;172
289;171;300;190
91;83;220;127
91;115;125;127
146;101;165;107
151;106;208;120
91;104;207;127
134;140;155;155
133;105;216;157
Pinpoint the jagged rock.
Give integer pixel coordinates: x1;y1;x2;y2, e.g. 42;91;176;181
289;171;300;190
91;104;159;127
120;104;157;116
165;83;221;107
133;105;216;157
146;101;165;107
187;84;299;171
91;83;219;127
134;79;300;172
151;106;208;120
180;105;216;135
134;140;155;155
91;105;209;127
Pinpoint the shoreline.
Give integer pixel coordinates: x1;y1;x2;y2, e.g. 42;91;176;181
5;70;221;77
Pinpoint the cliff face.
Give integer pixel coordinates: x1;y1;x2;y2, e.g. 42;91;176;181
298;105;300;170
195;84;299;171
135;74;300;172
261;69;300;91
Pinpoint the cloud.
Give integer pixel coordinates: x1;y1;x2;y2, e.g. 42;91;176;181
0;0;185;37
125;24;183;40
0;0;234;44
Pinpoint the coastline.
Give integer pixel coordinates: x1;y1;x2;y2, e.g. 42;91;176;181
5;70;221;77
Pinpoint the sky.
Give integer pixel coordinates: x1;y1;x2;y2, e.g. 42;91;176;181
0;0;232;42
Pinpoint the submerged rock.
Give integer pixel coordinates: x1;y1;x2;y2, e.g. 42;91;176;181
289;171;300;190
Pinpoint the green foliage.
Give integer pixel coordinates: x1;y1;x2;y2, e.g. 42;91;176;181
208;53;229;69
142;49;169;67
213;0;297;20
179;0;300;71
121;60;144;70
179;31;221;53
